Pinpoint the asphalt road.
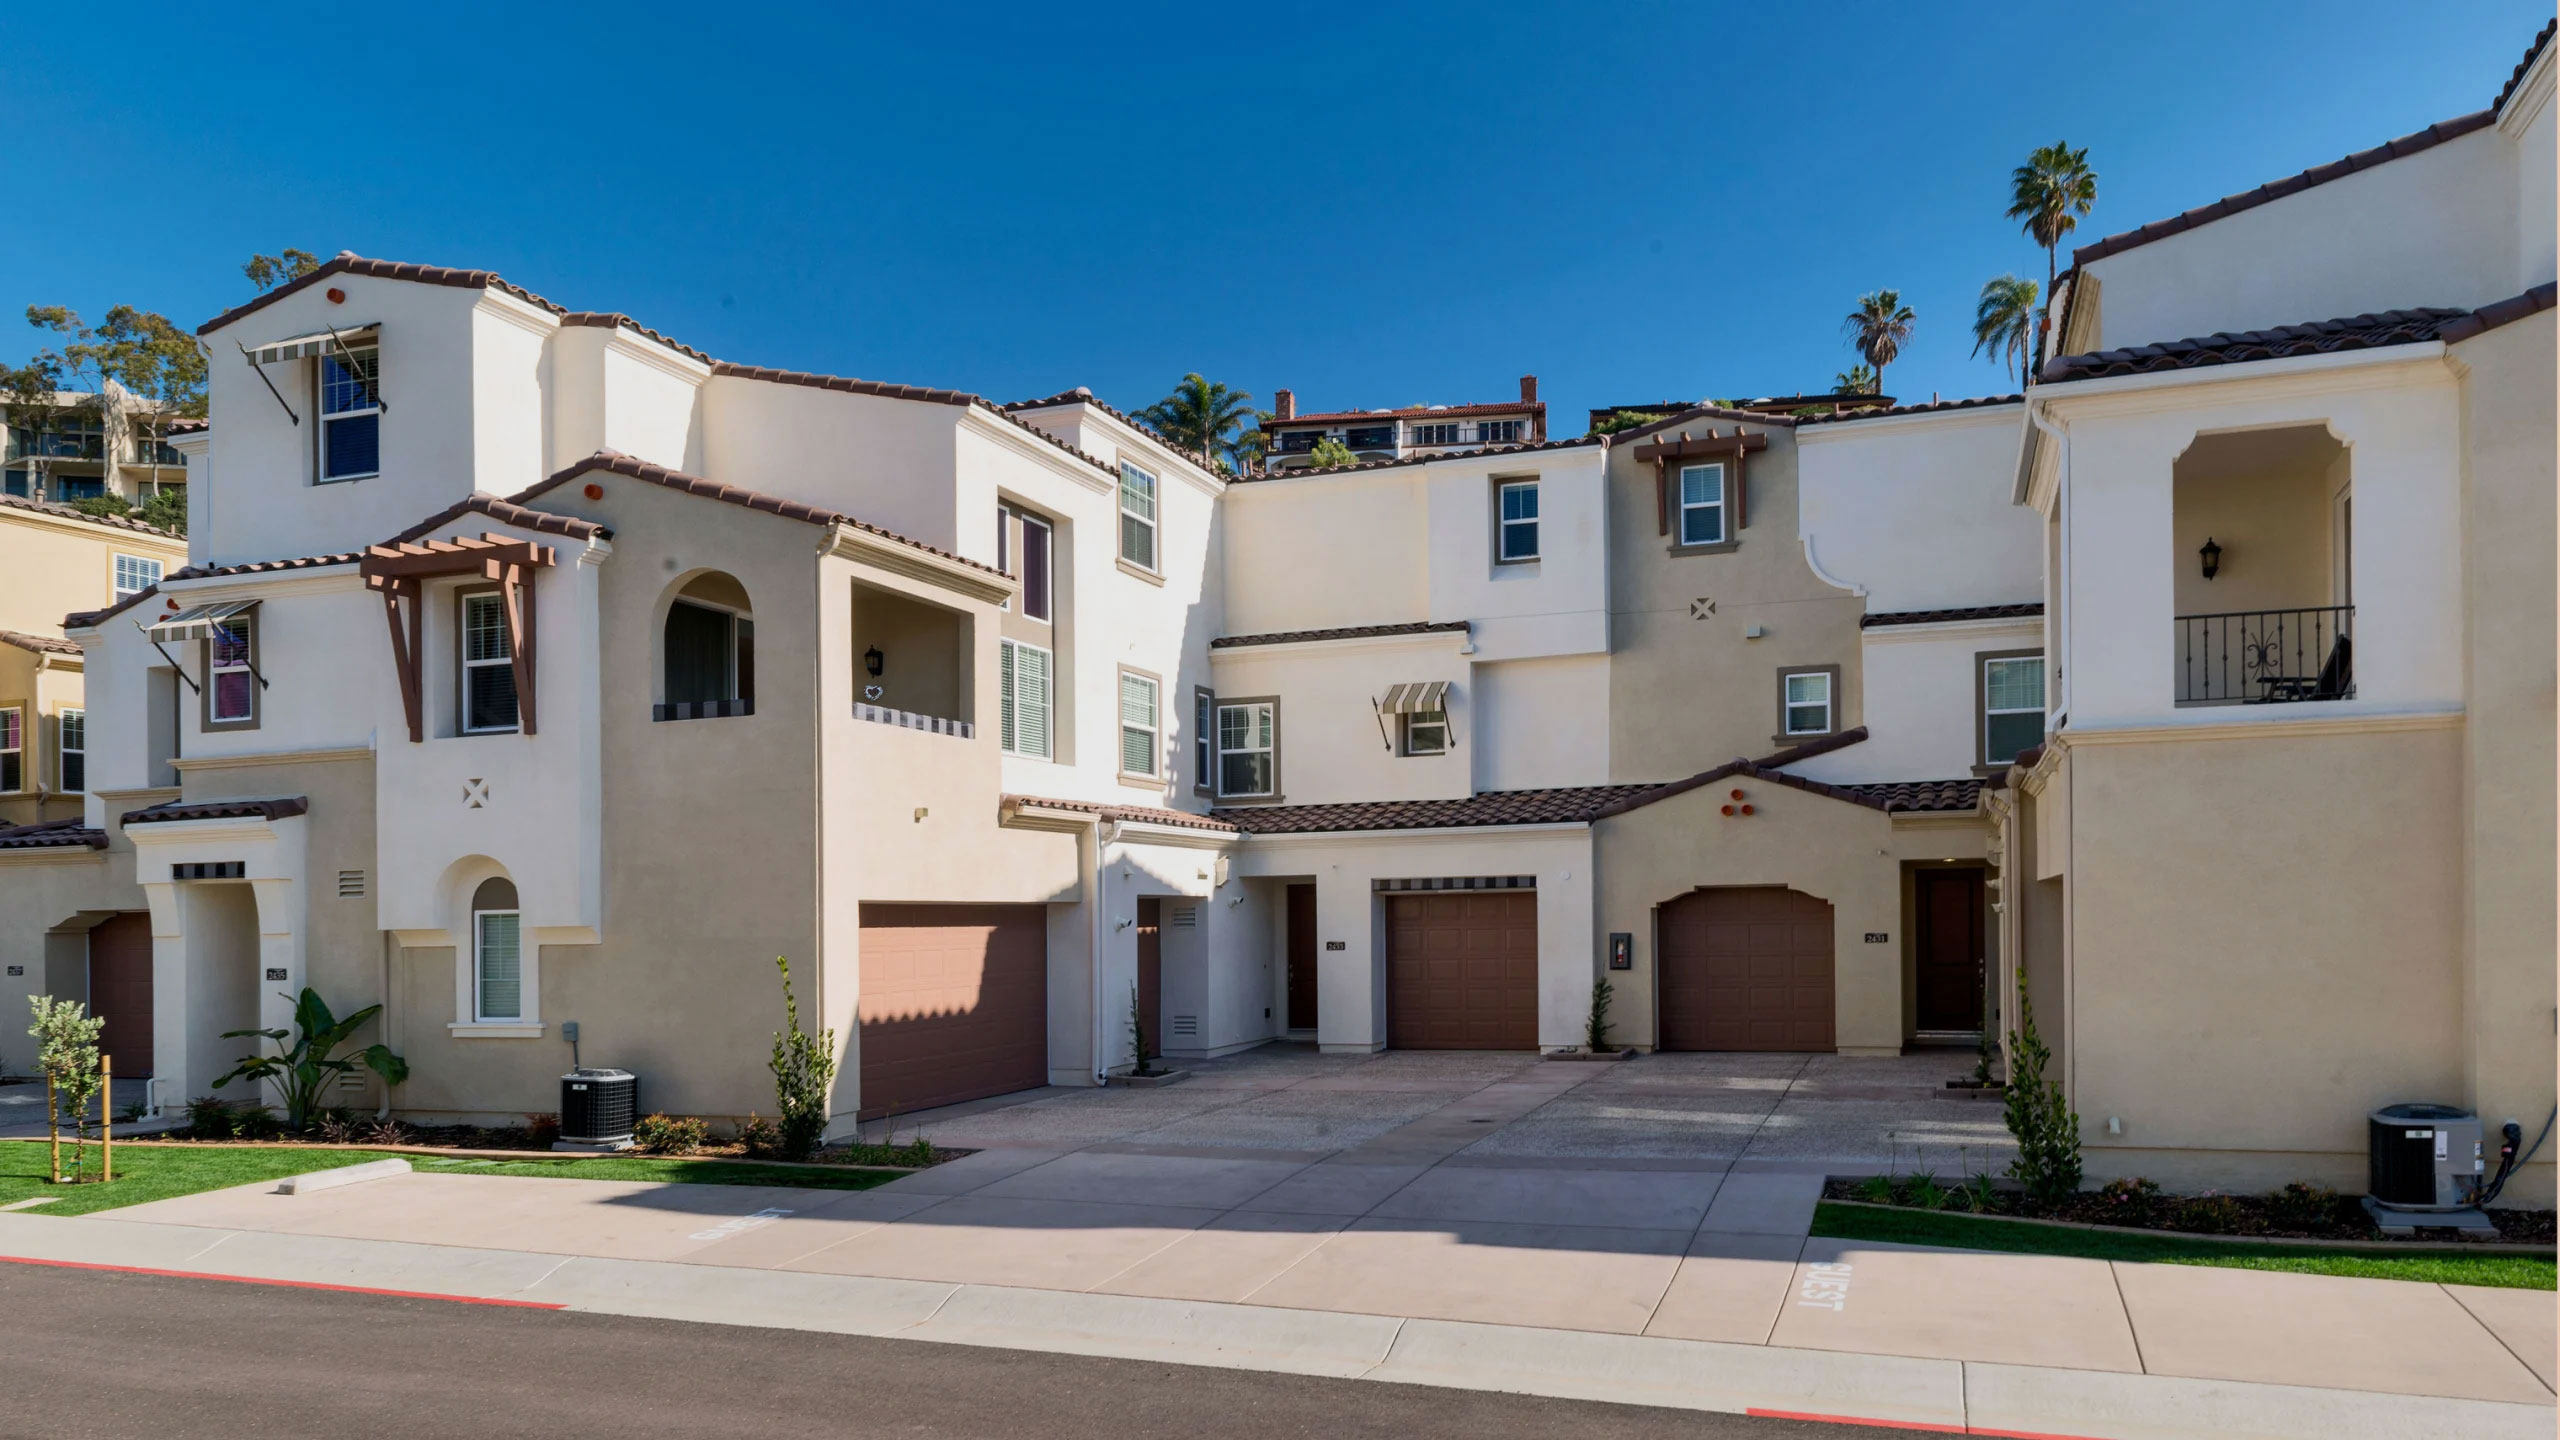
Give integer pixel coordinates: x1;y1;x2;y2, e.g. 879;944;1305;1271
0;1262;1879;1439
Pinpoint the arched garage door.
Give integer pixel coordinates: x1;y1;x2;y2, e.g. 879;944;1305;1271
1658;887;1834;1052
858;904;1047;1120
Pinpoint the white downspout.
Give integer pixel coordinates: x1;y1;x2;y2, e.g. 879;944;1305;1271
2026;398;2071;726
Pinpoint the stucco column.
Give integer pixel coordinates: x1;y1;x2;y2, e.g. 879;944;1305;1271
141;880;184;1116
1314;874;1382;1053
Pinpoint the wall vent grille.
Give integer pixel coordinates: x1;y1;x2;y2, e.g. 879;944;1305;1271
1170;1015;1199;1037
1167;905;1198;929
337;870;366;898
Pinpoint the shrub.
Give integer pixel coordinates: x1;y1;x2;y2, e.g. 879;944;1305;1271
359;1115;413;1146
2093;1176;2163;1228
1906;1172;1948;1210
767;957;836;1161
213;987;407;1131
185;1095;236;1140
231;1105;282;1141
2177;1191;2245;1235
1855;1174;1895;1204
2001;978;2082;1208
1958;1173;2000;1214
523;1113;561;1147
2265;1181;2339;1231
736;1113;782;1160
633;1113;707;1156
316;1112;361;1145
1585;977;1615;1052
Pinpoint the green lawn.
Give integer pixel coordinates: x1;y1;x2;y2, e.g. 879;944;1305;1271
0;1140;385;1217
1814;1202;2556;1290
407;1154;902;1191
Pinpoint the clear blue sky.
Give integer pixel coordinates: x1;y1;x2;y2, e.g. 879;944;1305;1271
3;2;2546;431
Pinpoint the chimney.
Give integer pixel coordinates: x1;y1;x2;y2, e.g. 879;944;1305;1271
1273;388;1295;421
1519;375;1539;404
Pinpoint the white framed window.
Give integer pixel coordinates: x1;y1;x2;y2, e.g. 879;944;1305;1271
1015;508;1053;621
1000;638;1053;759
1677;463;1726;546
56;708;82;792
1118;670;1159;778
461;591;520;734
1192;687;1214;794
317;345;381;482
1782;670;1833;736
473;907;523;1022
1483;419;1524;444
1982;654;2046;766
1217;700;1276;798
1402;708;1448;756
113;553;162;600
1497;480;1539;562
1119;462;1158;572
0;708;19;792
209;617;256;725
1413;422;1459;445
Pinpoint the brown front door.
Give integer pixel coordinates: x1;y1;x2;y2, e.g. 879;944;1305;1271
1385;891;1538;1050
88;913;153;1077
1914;868;1987;1033
1285;883;1319;1031
1658;887;1835;1052
857;904;1047;1120
1135;898;1162;1063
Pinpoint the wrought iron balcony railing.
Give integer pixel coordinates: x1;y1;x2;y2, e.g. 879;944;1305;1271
2175;605;2353;705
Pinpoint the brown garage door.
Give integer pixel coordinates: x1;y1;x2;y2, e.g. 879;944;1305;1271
1659;887;1834;1052
858;904;1047;1120
88;913;153;1077
1386;891;1538;1050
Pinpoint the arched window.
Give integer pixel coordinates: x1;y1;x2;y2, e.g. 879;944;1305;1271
660;573;755;720
471;877;522;1023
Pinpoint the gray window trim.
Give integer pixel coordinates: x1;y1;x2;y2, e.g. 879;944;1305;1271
200;613;261;733
1773;663;1841;744
1116;663;1163;786
1975;647;2046;774
1214;695;1282;803
1494;478;1540;565
456;584;520;736
1192;685;1215;796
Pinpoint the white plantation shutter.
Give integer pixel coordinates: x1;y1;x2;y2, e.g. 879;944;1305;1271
1000;642;1018;753
1120;673;1158;776
1013;643;1052;759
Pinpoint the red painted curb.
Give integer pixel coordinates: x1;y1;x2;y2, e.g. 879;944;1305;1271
1746;1411;2108;1439
0;1253;567;1309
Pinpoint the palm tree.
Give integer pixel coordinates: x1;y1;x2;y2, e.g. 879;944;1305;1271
1139;375;1256;473
1971;276;2041;384
1832;364;1878;395
2007;143;2098;295
1841;291;1915;397
1227;409;1275;474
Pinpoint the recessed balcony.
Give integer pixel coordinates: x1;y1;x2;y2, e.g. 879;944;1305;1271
2170;425;2353;708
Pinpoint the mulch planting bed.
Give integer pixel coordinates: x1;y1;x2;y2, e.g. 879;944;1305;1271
1822;1175;2555;1245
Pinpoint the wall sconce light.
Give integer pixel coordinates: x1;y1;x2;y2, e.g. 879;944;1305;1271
864;645;885;677
2198;536;2222;581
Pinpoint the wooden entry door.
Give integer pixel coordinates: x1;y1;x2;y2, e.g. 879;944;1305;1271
1658;887;1835;1052
1385;891;1538;1050
1135;898;1163;1062
1284;883;1318;1031
88;913;153;1077
1913;869;1986;1033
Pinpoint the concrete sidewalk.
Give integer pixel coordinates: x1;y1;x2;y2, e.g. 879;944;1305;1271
0;1202;2547;1440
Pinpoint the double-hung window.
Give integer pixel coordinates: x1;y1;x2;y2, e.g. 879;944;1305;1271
1119;463;1158;573
1002;506;1053;621
460;592;520;733
1217;701;1275;798
0;708;19;792
113;554;162;600
1402;708;1448;756
57;708;82;792
318;345;382;482
1000;638;1053;759
1118;671;1160;779
1192;688;1214;793
1497;480;1539;563
1483;419;1523;444
1677;464;1726;546
472;878;523;1023
1981;654;2046;766
1781;670;1833;737
209;617;256;725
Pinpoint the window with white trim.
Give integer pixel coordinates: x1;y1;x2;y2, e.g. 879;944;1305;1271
1677;463;1726;546
461;592;519;734
317;345;381;482
56;708;82;792
1401;708;1448;756
209;616;256;724
1000;638;1052;759
472;878;523;1023
1482;419;1524;443
1118;671;1159;778
1982;655;2046;765
113;554;162;601
1217;701;1275;798
1192;687;1214;793
0;708;19;792
1014;508;1053;621
1119;462;1158;572
1781;670;1833;736
1497;480;1539;562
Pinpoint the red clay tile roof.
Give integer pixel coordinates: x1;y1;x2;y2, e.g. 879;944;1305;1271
1272;400;1545;428
198;252;565;337
1836;778;1984;813
122;796;309;825
64;551;370;631
1601;407;1801;445
512;452;1008;578
1002;388;1228;477
2436;282;2559;343
2497;19;2556;116
2038;306;2473;384
1798;395;2021;426
1211;621;1471;650
1862;603;2043;628
1002;795;1241;834
0;492;184;539
387;493;611;547
560;311;718;366
0;630;82;656
0;817;106;851
165;417;208;435
1228;434;1602;483
1217;783;1663;834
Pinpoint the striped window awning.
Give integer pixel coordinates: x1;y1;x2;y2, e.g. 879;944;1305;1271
246;324;378;366
1379;680;1449;715
146;599;258;642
